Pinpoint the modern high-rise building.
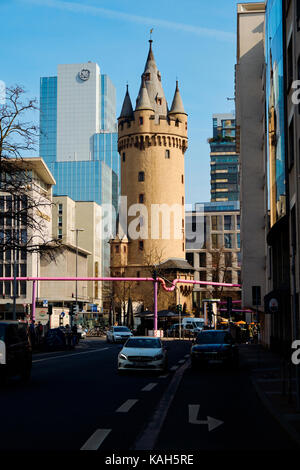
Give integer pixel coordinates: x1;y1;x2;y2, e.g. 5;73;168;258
209;113;240;202
39;63;119;277
39;63;119;210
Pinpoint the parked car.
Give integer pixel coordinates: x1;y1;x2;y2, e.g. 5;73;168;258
118;336;167;372
190;330;239;369
0;321;32;383
167;323;182;336
106;326;133;343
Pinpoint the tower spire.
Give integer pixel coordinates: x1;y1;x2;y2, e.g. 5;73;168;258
119;84;134;119
169;80;187;116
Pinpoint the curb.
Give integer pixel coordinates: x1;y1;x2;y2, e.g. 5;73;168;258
251;377;300;448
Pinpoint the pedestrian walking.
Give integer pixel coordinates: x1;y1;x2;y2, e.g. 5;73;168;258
71;324;78;346
29;321;36;349
65;324;72;349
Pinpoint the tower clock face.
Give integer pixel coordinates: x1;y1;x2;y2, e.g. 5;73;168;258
79;69;90;81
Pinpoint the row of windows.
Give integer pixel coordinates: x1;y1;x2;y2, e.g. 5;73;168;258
122;149;172;163
186;251;241;268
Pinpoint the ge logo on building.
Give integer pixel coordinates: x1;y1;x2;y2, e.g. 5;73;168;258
79;69;90;81
291;341;300;365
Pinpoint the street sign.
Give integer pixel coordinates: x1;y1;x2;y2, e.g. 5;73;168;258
42;299;48;307
60;311;65;317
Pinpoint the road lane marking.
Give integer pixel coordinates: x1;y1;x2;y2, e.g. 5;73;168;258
33;347;109;363
116;399;139;413
158;374;169;378
170;365;179;371
133;359;190;450
184;354;190;358
189;405;224;432
178;359;185;364
142;383;157;392
80;429;111;450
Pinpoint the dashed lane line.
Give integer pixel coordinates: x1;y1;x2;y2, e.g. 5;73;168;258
141;383;157;392
170;365;179;371
32;347;109;363
116;399;139;413
80;429;111;451
178;359;185;364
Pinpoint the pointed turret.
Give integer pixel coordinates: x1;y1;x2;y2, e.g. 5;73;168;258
168;81;187;116
119;84;134;119
135;76;153;111
136;40;168;116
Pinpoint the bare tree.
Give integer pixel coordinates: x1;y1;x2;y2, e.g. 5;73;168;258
0;85;61;259
207;246;231;299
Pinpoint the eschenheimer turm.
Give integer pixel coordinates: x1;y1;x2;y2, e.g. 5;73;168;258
110;40;194;314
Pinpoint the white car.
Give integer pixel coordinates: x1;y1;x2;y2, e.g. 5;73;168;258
118;336;167;372
106;326;133;343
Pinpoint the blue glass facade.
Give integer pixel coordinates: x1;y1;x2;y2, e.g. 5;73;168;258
39;77;57;166
265;0;286;224
39;66;120;278
209;115;240;202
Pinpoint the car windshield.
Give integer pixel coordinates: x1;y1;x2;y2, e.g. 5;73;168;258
114;327;130;332
196;332;230;344
125;338;161;349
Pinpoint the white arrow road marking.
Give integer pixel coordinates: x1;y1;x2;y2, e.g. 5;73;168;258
80;429;111;450
116;399;139;413
142;383;157;392
188;405;223;432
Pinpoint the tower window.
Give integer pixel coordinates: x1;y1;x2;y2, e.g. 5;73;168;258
139;194;144;203
165;149;170;159
122;152;126;162
139;117;143;125
124;246;126;253
145;73;151;81
138;171;145;182
181;175;184;184
127;121;131;128
139;241;144;251
182;196;184;205
157;98;162;105
116;245;119;253
175;119;179;127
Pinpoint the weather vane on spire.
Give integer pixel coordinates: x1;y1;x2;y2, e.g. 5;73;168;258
150;28;153;41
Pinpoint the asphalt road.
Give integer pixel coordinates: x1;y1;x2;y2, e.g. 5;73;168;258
0;339;298;452
0;338;191;451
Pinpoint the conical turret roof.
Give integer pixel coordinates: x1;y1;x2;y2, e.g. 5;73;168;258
119;84;134;119
136;40;168;116
169;81;186;115
135;76;153;111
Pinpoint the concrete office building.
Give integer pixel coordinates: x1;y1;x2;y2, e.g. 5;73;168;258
209;114;240;202
0;158;89;322
52;196;103;308
235;3;267;332
186;202;241;316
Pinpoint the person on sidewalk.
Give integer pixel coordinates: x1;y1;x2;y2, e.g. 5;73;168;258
29;321;36;349
65;324;72;349
71;324;78;346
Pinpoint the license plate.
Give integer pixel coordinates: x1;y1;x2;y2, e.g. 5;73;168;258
208;360;223;364
133;362;148;367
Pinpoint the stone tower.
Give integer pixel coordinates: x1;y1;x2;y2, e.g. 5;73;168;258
110;40;194;314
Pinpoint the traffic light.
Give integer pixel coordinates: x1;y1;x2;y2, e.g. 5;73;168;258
227;297;232;316
71;304;79;315
207;302;213;325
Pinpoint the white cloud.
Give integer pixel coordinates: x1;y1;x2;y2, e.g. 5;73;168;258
21;0;235;43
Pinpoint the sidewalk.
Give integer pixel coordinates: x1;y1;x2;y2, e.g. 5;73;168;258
240;343;300;446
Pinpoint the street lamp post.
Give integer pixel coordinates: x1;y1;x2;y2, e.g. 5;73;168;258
71;229;84;326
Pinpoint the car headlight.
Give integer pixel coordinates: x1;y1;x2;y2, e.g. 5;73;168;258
115;335;122;339
153;354;163;361
119;353;127;360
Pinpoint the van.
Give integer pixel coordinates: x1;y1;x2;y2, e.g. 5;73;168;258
0;321;32;383
182;317;205;332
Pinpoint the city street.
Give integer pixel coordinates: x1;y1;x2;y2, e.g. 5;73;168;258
0;339;298;452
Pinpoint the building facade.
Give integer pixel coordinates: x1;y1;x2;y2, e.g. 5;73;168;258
110;40;193;316
186;202;241;316
209;114;240;202
236;3;267;334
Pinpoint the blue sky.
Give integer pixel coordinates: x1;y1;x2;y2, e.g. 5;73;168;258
1;0;240;204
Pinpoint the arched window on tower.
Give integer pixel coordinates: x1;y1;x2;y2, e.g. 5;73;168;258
165;150;170;159
138;172;145;182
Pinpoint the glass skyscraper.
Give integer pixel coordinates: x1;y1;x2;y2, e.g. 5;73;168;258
209;113;240;202
39;63;120;276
